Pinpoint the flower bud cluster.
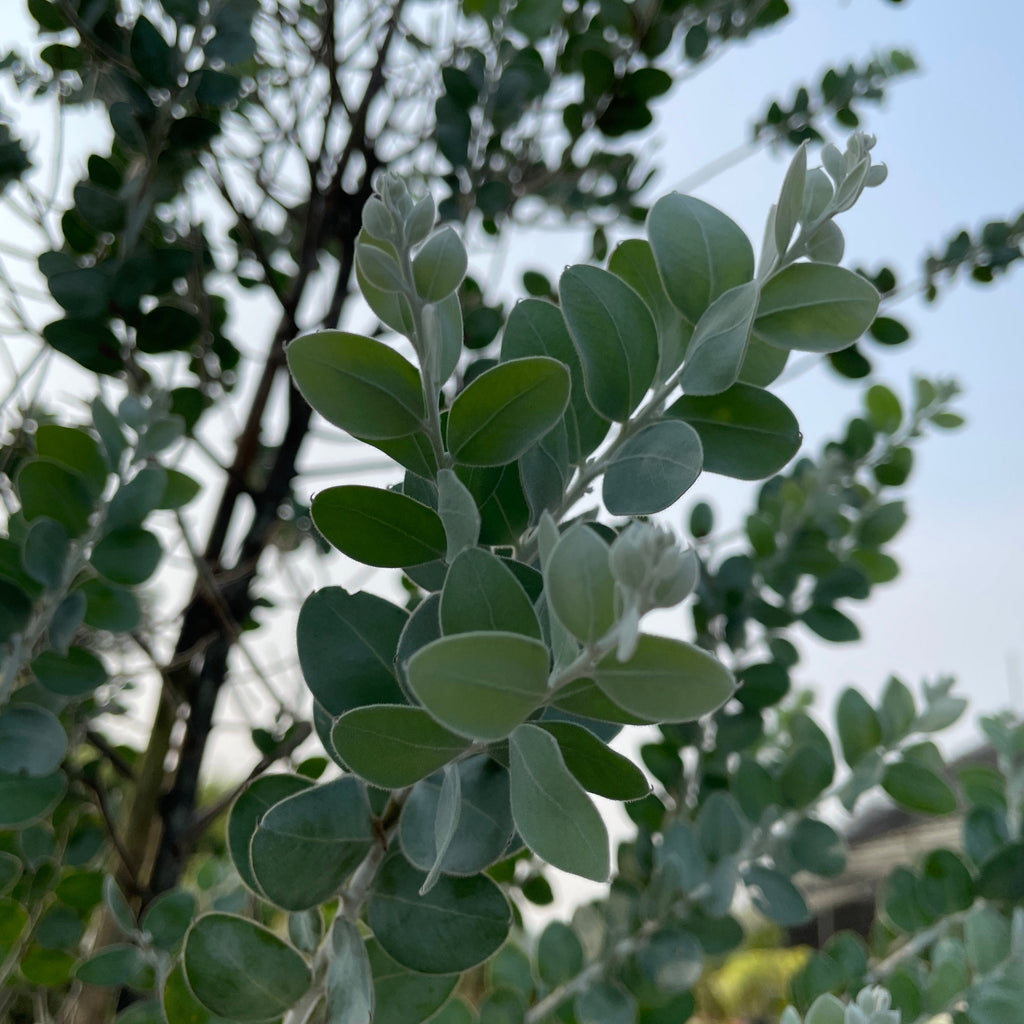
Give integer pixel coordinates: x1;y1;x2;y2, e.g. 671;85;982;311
608;521;698;660
364;172;436;249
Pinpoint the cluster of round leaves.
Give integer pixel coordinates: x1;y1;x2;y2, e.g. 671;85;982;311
753;49;918;146
691;373;963;677
0;393;200;833
435;0;794;228
18;0;261;389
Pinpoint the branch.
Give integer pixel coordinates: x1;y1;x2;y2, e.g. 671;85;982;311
183;722;313;842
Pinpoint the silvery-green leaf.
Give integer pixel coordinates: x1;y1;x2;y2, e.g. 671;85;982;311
437;468;480;562
774;142;807;254
327;917;374;1024
679;280;759;396
420;764;461;895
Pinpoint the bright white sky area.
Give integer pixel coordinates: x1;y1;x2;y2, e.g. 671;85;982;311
1;1;1022;904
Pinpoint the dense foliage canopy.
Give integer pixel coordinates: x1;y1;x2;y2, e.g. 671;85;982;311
0;2;1022;1024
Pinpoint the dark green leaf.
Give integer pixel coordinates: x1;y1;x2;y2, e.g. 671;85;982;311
331;705;469;788
76;944;150;988
536;721;649;801
251;777;374;910
447;357;570;466
608;239;692;383
836;687;882;767
35;424;108;495
141;890;195;951
802;606;860;643
50;267;111;319
16;459;94;537
789;819;846;876
368;854;510;974
755;263;879;352
0;705;67;777
882;761;957;815
91;528;162;585
744;864;811;925
918;849;973;915
297;588;407;716
778;744;834;808
183;913;312;1021
80;580;141;633
602;419;702;515
135;305;201;354
44;319;123;375
23;518;69;589
537;921;584;987
0;772;67;827
440;548;541;639
131;17;178;88
367;938;458;1024
668;382;801;480
559;265;658;421
312;485;446;567
227;774;313;894
0;578;32;643
501;298;610;460
287;331;425;440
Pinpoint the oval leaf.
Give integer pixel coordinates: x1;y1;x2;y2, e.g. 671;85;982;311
882;761;958;815
647;193;755;324
250;777;375;910
608;239;692;383
296;587;407;716
755;262;880;353
367;939;458;1024
501;298;610;460
331;705;469;789
559;265;658;422
287;331;425;440
593;635;734;723
544;524;616;645
440;548;541;639
602;419;703;515
312;485;446;567
368;854;510;974
510;724;609;882
183;913;312;1022
413;227;467;302
536;721;650;801
667;383;801;481
400;755;515;877
227;774;314;895
406;631;550;740
446;357;570;467
0;705;67;777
